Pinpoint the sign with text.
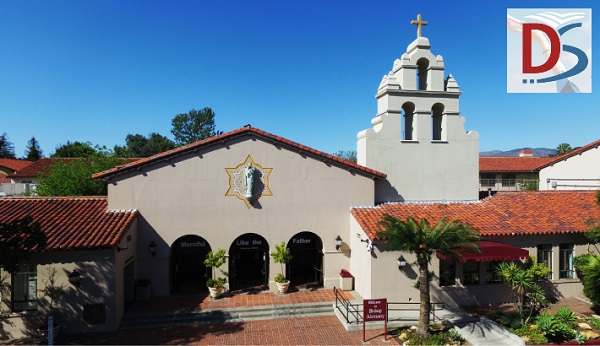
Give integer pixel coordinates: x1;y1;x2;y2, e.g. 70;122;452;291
363;298;387;321
363;298;387;342
507;8;592;93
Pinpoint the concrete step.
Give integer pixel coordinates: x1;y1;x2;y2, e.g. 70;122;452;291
120;302;335;330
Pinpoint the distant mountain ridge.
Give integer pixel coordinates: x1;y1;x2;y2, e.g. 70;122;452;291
480;148;556;157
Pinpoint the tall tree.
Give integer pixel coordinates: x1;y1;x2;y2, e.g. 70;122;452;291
51;141;98;158
171;107;222;146
114;133;175;158
0;133;16;159
35;155;121;196
556;143;573;156
24;136;43;161
0;215;47;274
376;215;480;336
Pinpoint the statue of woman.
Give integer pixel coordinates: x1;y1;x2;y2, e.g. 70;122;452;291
244;163;255;198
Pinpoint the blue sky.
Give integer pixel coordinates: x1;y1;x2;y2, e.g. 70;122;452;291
0;0;598;157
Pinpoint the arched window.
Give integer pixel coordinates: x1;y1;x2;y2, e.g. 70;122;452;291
431;103;444;141
402;102;415;140
416;58;429;90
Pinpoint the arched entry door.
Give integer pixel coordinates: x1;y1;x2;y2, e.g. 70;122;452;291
229;233;269;291
171;235;211;294
287;232;323;287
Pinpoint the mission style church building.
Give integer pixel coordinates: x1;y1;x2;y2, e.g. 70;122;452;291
1;18;598;338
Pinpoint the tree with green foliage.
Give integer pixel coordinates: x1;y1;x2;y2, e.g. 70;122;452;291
171;107;222;146
333;150;357;163
496;260;550;325
35;155;121;196
271;242;293;283
376;215;480;337
114;133;175;158
24;136;43;161
555;143;573;156
0;133;16;159
0;215;47;274
574;254;600;306
204;249;227;289
51;141;99;158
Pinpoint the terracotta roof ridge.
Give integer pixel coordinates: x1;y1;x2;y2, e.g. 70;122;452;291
0;195;107;200
93;126;387;180
538;138;600;169
106;209;138;213
379;200;482;205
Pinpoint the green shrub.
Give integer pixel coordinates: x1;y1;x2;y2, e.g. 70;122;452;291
422;333;449;345
574;254;594;272
587;316;600;329
575;331;589;345
536;313;559;337
554;307;577;328
536;312;575;343
447;329;463;342
497;310;523;329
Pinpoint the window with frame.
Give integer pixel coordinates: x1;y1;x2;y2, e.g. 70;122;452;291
537;244;553;279
486;261;503;283
439;260;456;286
12;263;37;311
559;243;574;279
502;173;516;187
463;261;479;285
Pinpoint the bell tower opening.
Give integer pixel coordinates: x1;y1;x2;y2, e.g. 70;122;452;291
431;103;444;141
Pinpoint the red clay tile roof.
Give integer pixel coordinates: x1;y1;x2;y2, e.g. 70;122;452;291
0;158;33;171
7;158;73;179
0;175;10;184
0;196;137;251
7;158;138;179
351;191;600;240
537;138;600;170
479;138;600;173
479;157;555;172
93;126;387;180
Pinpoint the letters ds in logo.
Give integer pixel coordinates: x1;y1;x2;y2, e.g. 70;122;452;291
507;9;591;93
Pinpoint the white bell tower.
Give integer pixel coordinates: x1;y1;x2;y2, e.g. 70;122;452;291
357;14;479;202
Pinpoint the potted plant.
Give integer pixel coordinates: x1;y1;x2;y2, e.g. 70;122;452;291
204;249;227;299
271;242;293;294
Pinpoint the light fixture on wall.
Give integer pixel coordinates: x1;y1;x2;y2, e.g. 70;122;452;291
68;269;82;287
148;241;157;257
335;235;342;250
397;255;407;268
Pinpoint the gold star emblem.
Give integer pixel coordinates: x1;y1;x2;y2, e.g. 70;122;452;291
225;156;273;208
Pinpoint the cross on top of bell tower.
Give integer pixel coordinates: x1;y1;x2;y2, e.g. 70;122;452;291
410;13;428;38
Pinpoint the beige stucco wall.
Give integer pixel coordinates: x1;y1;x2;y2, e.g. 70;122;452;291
106;135;376;296
539;147;600;190
357;36;479;203
0;222;136;339
351;230;590;306
0;249;118;340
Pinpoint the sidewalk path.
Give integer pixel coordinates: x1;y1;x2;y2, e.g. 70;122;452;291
60;315;395;345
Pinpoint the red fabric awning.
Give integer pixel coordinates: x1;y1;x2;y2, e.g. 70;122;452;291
437;241;530;262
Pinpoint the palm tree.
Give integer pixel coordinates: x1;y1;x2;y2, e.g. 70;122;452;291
376;215;480;336
496;262;532;315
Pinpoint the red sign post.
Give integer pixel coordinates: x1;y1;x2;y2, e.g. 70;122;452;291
363;298;387;342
